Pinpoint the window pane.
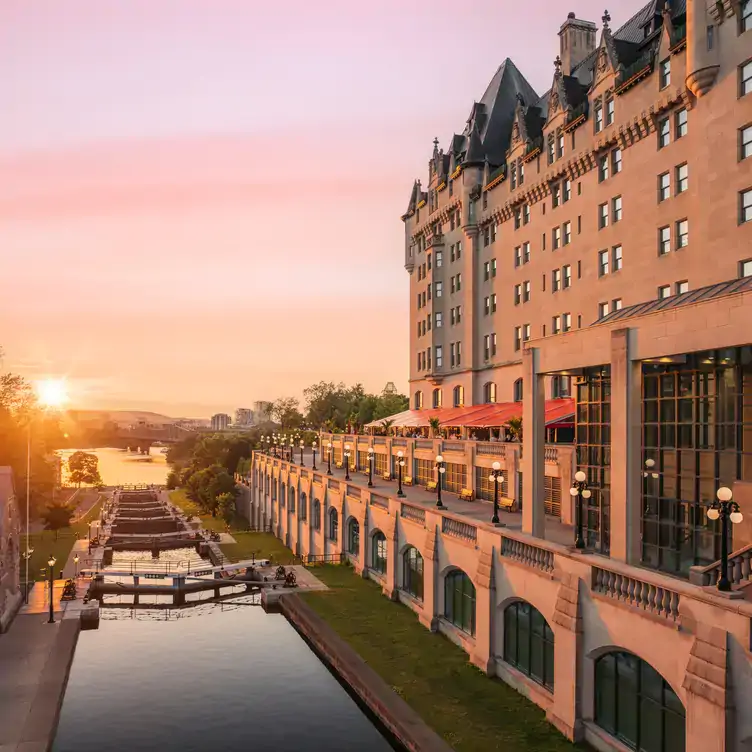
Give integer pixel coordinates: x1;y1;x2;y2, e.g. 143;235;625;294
595;655;617;734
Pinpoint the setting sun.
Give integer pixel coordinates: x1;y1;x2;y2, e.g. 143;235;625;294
36;378;69;408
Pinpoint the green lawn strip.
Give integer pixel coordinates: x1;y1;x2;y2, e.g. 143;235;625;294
169;489;250;533
301;565;582;752
219;532;294;564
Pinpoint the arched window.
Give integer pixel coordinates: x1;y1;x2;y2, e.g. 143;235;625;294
299;492;307;520
347;518;360;556
444;569;475;635
288;487;296;514
513;378;523;402
551;375;571;399
595;651;685;752
328;508;339;541
313;499;322;531
402;546;424;600
414;391;423;409
483;382;497;403
371;531;387;574
453;385;464;407
504;601;555;691
432;388;442;408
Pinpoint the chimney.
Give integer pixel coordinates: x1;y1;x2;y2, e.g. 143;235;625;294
558;12;597;76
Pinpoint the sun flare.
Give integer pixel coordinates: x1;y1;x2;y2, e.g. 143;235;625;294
36;378;69;409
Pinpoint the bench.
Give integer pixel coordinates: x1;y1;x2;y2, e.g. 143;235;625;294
459;488;474;501
403;476;413;487
335;461;343;469
499;497;515;510
382;473;392;481
426;481;438;492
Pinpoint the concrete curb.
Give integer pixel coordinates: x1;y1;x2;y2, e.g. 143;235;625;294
279;594;454;752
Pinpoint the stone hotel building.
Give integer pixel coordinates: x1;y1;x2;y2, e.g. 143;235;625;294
249;2;752;751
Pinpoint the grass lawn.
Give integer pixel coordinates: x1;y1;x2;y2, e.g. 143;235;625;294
169;489;251;533
301;565;585;752
219;532;294;564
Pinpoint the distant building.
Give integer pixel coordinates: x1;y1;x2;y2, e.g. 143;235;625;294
235;408;254;426
210;413;231;431
252;401;274;424
0;467;22;632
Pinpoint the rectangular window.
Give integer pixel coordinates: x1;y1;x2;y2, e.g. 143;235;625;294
606;98;615;126
456;341;462;366
450;343;456;368
658;118;670;148
675;280;689;295
598;249;609;276
557;133;564;158
659;58;671;89
552;315;561;334
598;301;609;318
563;221;572;245
483;335;490;360
552;183;561;208
450;276;455;294
484;261;490;280
435;312;443;328
611;148;622;174
742;0;751;32
598;202;609;229
563;264;572;288
562;312;572;331
514;284;522;305
612;298;622;311
435;281;443;297
741;125;752;160
456;306;462;323
676;219;689;249
523;324;530;342
514;327;522;351
740;259;752;277
594;101;603;133
491;333;497;355
456;241;462;259
490;224;496;243
456;273;462;291
523;204;530;224
707;24;715;50
553;226;561;249
552;268;561;292
450;244;456;262
658;285;671;300
741;189;752;224
612;196;622;222
426;286;431;302
484;296;490;315
658;226;671;255
491;293;497;313
417;321;421;337
514;247;522;267
612;245;623;272
523;280;531;302
675;108;688;139
523;243;530;264
676;163;688;194
491;258;497;277
658;172;670;202
427;253;432;270
514;207;522;229
598;154;609;182
483;228;490;247
548;135;555;165
435;346;443;368
741;61;752;97
435;250;443;267
563;179;572;202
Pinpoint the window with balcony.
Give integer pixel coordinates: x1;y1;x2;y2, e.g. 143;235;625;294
659;58;671;89
658;172;670;202
484;381;497;403
612;196;622;223
676;219;689;249
675;108;687;139
513;378;523;402
563;265;572;288
741;189;752;223
598;203;609;229
598;249;609;276
658;226;671;255
658;117;670;148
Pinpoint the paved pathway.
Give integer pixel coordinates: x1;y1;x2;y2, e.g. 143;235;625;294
268;449;574;547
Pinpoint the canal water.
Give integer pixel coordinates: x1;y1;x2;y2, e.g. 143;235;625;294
57;447;170;487
53;453;397;750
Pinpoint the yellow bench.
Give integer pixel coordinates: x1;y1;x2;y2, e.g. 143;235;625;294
459;488;474;501
382;472;392;481
499;497;514;510
335;461;343;469
426;481;438;492
403;476;413;486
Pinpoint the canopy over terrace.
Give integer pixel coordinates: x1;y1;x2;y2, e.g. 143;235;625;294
365;399;574;439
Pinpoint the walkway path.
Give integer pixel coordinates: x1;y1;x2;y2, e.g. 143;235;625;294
266;449;574;547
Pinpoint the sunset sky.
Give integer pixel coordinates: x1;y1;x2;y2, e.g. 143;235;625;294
1;0;628;418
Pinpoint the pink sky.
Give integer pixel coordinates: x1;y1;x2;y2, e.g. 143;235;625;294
0;0;629;417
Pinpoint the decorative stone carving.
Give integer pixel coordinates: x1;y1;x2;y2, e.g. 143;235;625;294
550;89;560;112
597;47;609;73
511;122;520;144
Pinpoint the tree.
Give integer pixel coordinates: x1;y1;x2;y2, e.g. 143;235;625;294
507;417;523;442
217;492;236;523
41;501;75;540
272;397;304;428
429;417;441;438
379;418;395;436
67;451;102;487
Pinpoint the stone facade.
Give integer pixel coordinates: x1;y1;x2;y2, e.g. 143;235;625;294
404;0;752;410
0;467;22;633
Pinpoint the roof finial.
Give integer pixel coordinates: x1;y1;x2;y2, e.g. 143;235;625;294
554;55;562;74
433;136;439;153
602;9;611;30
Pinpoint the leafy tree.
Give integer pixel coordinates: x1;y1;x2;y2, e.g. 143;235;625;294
41;501;75;540
67;451;102;487
272;397;304;428
429;417;441;438
166;470;180;490
217;492;236;523
186;464;237;517
507;417;523;442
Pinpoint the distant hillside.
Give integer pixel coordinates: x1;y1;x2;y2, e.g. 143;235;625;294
65;410;180;427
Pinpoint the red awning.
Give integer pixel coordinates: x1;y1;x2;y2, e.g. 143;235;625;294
461;399;575;429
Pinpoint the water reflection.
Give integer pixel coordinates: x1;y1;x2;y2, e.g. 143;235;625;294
54;600;395;752
57;447;169;487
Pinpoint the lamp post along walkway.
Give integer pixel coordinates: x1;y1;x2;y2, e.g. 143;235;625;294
707;486;744;592
570;471;591;550
396;450;405;498
435;455;445;509
489;462;504;526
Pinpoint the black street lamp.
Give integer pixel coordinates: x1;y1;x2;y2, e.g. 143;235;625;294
47;555;56;624
367;447;374;487
312;440;318;471
344;444;351;481
435;455;446;509
707;486;744;592
326;441;333;475
569;470;591;550
489;461;504;524
396;450;406;498
299;439;305;466
74;554;79;578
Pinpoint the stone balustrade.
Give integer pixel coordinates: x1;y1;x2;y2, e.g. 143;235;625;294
441;516;477;543
370;494;389;510
592;566;681;622
500;536;555;574
400;503;426;525
689;543;752;588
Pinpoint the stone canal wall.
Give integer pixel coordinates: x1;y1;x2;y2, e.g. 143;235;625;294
280;594;453;752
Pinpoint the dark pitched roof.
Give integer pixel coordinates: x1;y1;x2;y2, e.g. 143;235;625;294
463;125;485;166
593;277;752;326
